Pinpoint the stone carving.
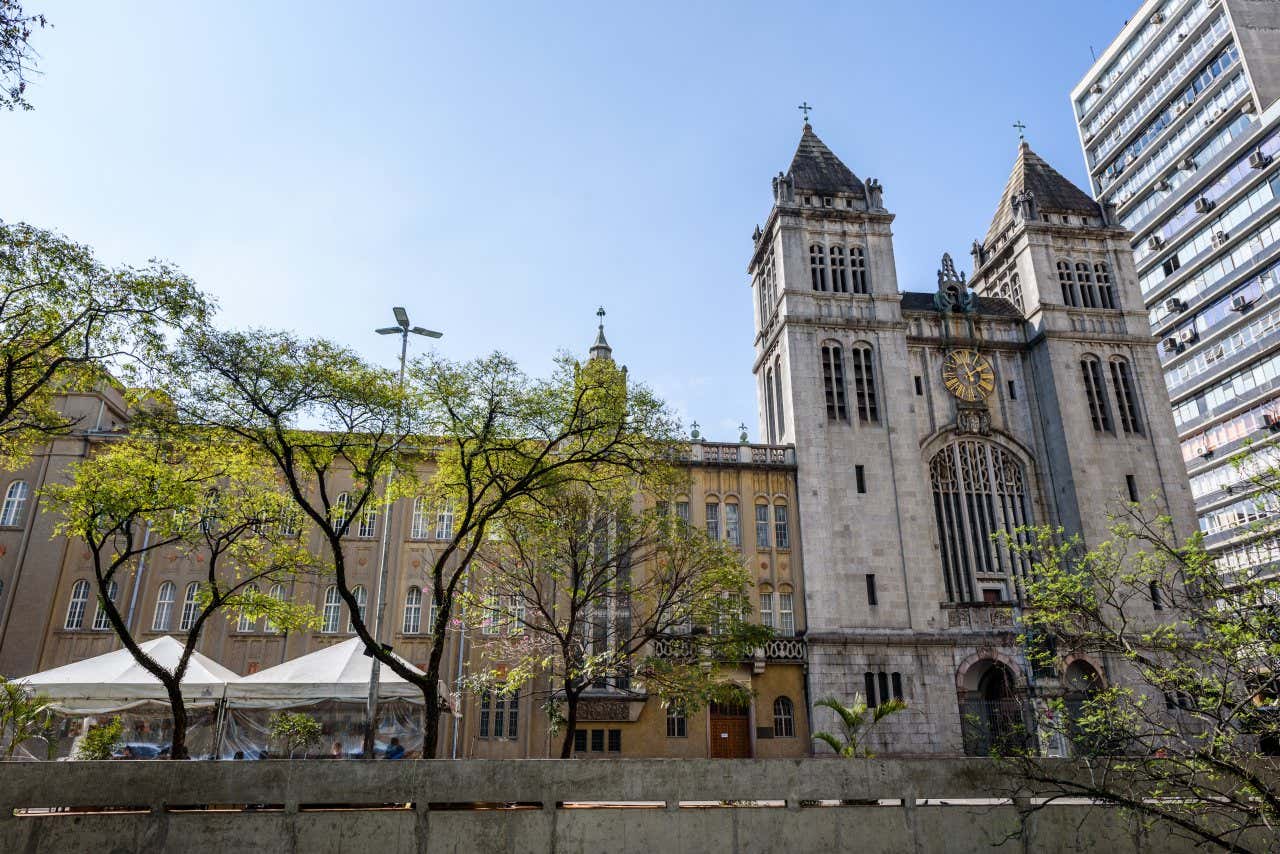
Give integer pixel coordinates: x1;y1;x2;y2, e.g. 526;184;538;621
866;177;884;210
955;406;992;436
578;700;631;722
1011;189;1037;222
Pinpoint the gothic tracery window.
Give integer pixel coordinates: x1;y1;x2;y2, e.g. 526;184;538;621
1094;262;1116;309
830;245;848;293
809;244;828;291
821;343;847;421
849;247;869;294
930;440;1033;604
1057;260;1079;307
1109;357;1143;435
849;344;878;422
1081;356;1113;432
1076;262;1098;308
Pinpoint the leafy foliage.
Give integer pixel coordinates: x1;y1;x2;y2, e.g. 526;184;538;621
0;0;45;111
0;675;52;759
811;694;906;758
75;716;122;761
269;711;322;758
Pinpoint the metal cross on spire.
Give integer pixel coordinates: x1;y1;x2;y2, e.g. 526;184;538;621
797;101;813;123
597;305;606;324
1013;120;1027;141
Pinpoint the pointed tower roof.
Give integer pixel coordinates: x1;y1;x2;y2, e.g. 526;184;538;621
984;141;1102;244
589;306;612;361
786;123;866;197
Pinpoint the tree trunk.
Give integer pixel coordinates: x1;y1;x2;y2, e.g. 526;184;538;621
559;682;580;759
421;648;444;758
165;681;189;760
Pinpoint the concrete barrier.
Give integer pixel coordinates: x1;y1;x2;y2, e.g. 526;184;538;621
0;758;1259;852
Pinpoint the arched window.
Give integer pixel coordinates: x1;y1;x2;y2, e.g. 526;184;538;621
809;244;828;291
1081;356;1113;433
755;502;771;548
704;502;721;540
773;357;786;438
65;579;90;630
179;582;200;631
321;585;341;633
724;502;741;546
1076;262;1098;308
1094;262;1116;309
1007;273;1023;312
829;245;848;293
930;440;1033;603
849;345;878;422
666;703;687;738
91;580;117;631
773;697;795;738
759;584;774;630
265;583;287;633
408;497;428;539
237;583;260;633
774;503;790;549
152;581;176;631
357;506;377;538
764;367;778;444
403;586;422;634
0;480;28;527
1109;357;1143;435
1057;260;1078;306
434;501;455;540
821;344;848;421
428;590;439;633
849;246;869;294
332;493;351;532
277;508;298;538
348;585;367;632
777;585;795;636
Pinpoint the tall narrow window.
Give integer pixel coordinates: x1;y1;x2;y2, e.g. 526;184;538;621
809;244;828;291
778;590;795;636
482;593;501;635
266;583;286;633
179;582;200;631
507;593;525;635
666;704;687;737
850;345;879;422
724;503;741;546
410;497;430;539
755;504;770;548
866;573;878;606
0;480;28;527
774;504;790;549
759;589;774;629
332;492;351;532
507;689;519;738
348;585;367;632
1007;273;1023;312
479;692;490;738
65;580;90;630
675;501;690;524
1095;262;1116;309
428;590;439;633
1126;474;1139;503
1081;357;1113;433
1076;262;1098;308
891;672;904;700
855;465;866;494
403;586;422;634
434;501;455;540
91;580;118;631
773;697;795;737
764;367;777;444
705;502;720;540
1109;358;1143;435
830;245;848;293
773;358;785;438
321;585;341;633
1150;580;1164;611
865;672;877;706
357;506;377;538
849;247;869;294
152;581;175;631
1057;260;1078;306
237;583;260;633
821;344;847;421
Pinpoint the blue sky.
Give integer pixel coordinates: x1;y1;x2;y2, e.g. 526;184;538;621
5;1;1139;440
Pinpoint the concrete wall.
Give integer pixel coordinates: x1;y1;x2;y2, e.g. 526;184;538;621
0;758;1260;853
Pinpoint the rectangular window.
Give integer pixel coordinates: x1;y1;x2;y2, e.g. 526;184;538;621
865;672;877;707
1150;580;1164;611
591;729;605;752
479;693;490;738
357;507;377;538
675;501;690;524
866;574;878;606
914;375;923;396
1082;359;1113;432
760;591;774;629
1110;360;1143;435
1007;380;1017;400
822;345;848;421
850;346;879;422
774;505;789;549
891;672;904;700
878;672;890;706
574;729;587;752
607;729;621;753
755;504;770;548
493;696;505;739
705;503;720;540
855;465;866;494
507;690;519;738
666;705;687;738
724;503;741;546
1126;474;1139;503
778;593;794;636
850;247;869;294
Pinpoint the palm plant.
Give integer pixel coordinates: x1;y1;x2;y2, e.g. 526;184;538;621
812;694;906;758
0;676;53;760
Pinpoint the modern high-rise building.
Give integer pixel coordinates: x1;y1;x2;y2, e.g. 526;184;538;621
1071;0;1280;577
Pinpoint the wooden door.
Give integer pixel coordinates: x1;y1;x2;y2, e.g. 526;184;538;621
709;703;750;758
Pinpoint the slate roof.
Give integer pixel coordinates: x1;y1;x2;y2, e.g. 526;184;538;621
786;123;866;197
984;141;1101;244
899;291;1023;319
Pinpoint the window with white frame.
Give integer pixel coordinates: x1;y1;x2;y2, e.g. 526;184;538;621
760;588;774;630
237;583;260;633
774;504;790;549
348;585;367;632
65;579;90;630
755;504;770;548
91;580;118;631
666;703;687;738
482;593;501;635
152;581;175;631
778;589;795;636
410;497;431;539
507;593;525;635
0;480;28;527
403;586;422;634
179;582;200;631
321;585;341;633
724;503;741;546
332;492;351;532
773;696;796;737
265;583;286;633
434;501;455;540
705;502;720;540
357;506;377;538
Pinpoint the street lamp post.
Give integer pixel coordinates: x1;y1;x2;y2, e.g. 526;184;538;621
364;307;440;758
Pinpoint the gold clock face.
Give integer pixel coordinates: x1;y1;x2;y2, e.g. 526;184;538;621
942;349;995;402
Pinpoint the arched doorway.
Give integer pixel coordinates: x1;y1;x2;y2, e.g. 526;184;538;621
709;701;751;758
960;660;1030;756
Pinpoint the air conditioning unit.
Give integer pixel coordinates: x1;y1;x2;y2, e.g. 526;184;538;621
1212;230;1230;248
1174;101;1190;116
1177;31;1188;42
1150;12;1165;24
1250;149;1272;170
1178;327;1198;345
1177;157;1197;172
1155;178;1172;192
1194;196;1215;213
1148;234;1166;250
1266;412;1280;433
1232;293;1253;312
1224;483;1236;495
1162;336;1182;353
1164;296;1185;312
1198;445;1214;459
1090;83;1105;95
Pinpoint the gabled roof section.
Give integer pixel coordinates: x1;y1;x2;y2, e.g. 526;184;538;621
787;123;865;197
984;141;1101;244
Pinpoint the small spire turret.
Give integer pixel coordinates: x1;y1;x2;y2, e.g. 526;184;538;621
589;306;613;361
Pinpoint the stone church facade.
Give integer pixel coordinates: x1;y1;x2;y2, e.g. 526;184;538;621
749;124;1196;753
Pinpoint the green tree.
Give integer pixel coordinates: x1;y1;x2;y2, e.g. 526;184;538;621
0;221;210;466
1002;504;1280;852
0;675;51;759
43;427;320;760
268;711;322;759
464;482;768;757
811;694;906;758
168;329;679;758
75;716;122;760
0;1;46;111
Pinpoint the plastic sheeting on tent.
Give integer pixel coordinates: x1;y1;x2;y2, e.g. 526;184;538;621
17;635;237;711
225;637;440;703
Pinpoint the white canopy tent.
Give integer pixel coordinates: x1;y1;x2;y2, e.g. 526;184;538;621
18;635;236;712
225;637;437;704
